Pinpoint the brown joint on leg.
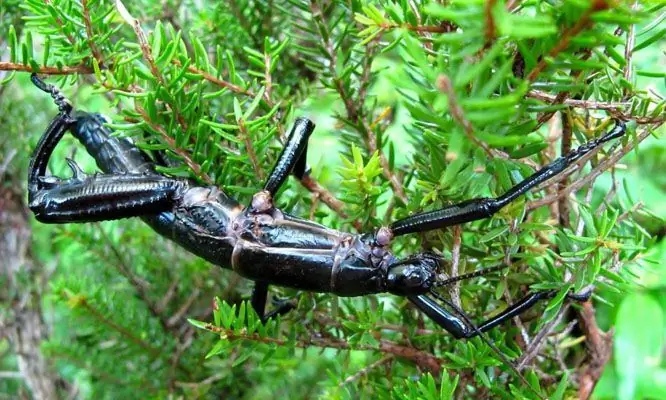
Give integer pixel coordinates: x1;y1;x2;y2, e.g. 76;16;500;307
375;226;393;247
251;190;273;213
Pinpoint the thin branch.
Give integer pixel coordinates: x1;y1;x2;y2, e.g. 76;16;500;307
68;294;162;358
93;223;177;333
120;1;192;136
533;47;591;128
167;287;201;327
516;304;570;370
313;5;408;204
608;110;665;125
156;279;180;313
43;0;77;44
338;356;394;388
436;75;538;166
577;301;614;400
506;0;522;11
238;119;265;180
0;149;17;177
123;5;163;86
558;114;573;227
526;0;609;81
168;326;195;391
378;22;454;33
172;60;254;96
134;106;214;184
82;0;104;67
300;175;362;231
623;0;639;98
199;322;444;373
484;0;498;45
437;74;495;158
175;372;226;391
0;62;93;74
448;226;462;309
527;90;629;111
406;0;433;51
264;51;273;100
375;323;438;337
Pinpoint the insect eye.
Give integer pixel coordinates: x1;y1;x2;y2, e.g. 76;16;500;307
386;264;434;295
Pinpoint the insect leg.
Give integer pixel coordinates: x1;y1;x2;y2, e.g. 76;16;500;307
389;121;626;236
29;115;186;224
250;281;296;323
29;161;187;223
28;111;75;198
250;118;315;212
251;281;270;320
263;118;315;195
409;289;590;339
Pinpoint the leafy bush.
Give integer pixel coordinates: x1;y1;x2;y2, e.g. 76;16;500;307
0;0;664;399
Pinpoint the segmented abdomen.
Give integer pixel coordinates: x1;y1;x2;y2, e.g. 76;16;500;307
74;112;155;175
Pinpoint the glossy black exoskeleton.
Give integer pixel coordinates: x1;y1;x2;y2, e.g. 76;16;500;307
28;74;625;338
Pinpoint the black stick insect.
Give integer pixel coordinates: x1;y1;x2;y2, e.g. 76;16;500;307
28;74;626;341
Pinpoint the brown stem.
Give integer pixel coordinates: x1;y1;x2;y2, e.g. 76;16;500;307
436;74;498;160
313;5;408;204
608;110;665;125
533;47;592;128
70;294;163;358
449;226;462;308
44;0;77;44
264;52;273;100
239;119;265;180
516;304;570;370
129;12;164;86
135;106;213;184
378;23;453;33
577;301;614;400
526;0;609;82
172;60;254;96
157;279;179;313
82;0;104;67
199;322;444;373
484;0;498;45
558;114;572;227
338;356;394;388
300;175;362;231
0;62;93;74
93;223;178;333
622;0;639;99
527;90;629;111
406;0;433;50
167;287;201;327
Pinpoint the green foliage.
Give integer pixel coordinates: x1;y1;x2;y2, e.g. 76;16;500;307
0;0;665;399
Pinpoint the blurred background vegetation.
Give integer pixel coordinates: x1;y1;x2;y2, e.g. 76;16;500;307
0;0;664;399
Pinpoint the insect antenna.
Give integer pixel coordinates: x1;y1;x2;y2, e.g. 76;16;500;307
30;73;72;115
434;264;508;287
428;289;546;399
